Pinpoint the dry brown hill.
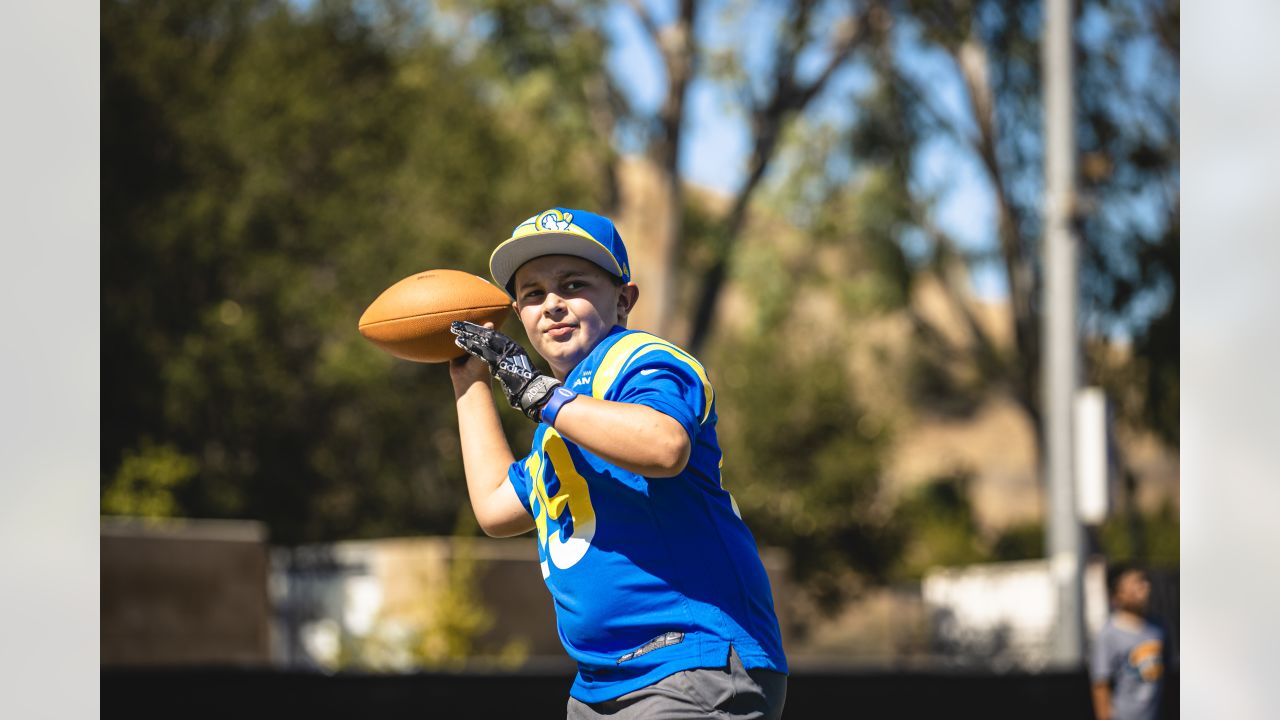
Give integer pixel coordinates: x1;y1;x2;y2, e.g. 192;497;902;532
612;156;1178;531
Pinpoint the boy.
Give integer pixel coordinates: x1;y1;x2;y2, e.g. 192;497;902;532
1090;564;1165;720
447;207;788;719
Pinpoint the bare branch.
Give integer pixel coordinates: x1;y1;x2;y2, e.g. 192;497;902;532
893;69;979;147
793;10;867;109
906;303;966;360
625;0;662;47
767;0;817;106
651;0;697;172
947;33;1036;372
918;220;1009;381
582;71;624;211
687;1;879;353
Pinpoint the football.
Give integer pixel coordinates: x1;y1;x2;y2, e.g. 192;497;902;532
358;269;512;363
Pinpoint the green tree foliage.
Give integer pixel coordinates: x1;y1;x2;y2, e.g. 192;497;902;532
705;198;901;606
342;513;531;671
716;334;894;604
100;440;199;518
1075;1;1179;444
843;0;1178;444
889;473;990;580
406;519;530;669
1098;501;1178;568
102;0;604;542
102;0;1176;608
990;521;1047;562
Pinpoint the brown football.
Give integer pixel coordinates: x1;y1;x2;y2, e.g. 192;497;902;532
358;269;511;363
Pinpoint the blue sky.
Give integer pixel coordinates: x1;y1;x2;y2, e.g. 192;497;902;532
602;0;1009;300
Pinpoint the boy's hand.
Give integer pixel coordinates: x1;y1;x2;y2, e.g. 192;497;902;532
451;321;562;422
448;344;493;390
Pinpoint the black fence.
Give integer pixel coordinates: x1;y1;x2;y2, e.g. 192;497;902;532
102;666;1178;719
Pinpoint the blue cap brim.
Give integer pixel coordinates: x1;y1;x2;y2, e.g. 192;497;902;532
489;232;625;298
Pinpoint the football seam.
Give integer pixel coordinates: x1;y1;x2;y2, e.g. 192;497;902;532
359;304;510;329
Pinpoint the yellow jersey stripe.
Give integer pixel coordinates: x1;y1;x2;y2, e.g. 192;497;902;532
591;333;714;424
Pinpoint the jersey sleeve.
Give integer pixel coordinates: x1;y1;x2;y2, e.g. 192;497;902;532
506;451;536;516
607;345;713;443
1089;628;1114;684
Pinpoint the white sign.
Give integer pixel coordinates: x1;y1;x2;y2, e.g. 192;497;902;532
1075;387;1110;524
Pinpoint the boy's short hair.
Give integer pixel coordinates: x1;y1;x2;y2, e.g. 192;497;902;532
490;207;632;297
1106;562;1144;597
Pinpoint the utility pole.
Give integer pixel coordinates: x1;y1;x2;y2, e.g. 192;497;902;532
1042;0;1086;667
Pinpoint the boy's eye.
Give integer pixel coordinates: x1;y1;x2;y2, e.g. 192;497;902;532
522;289;544;301
564;280;586;291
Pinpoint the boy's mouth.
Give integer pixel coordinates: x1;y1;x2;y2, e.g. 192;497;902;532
545;323;576;340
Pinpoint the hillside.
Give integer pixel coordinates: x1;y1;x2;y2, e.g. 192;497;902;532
612;155;1178;533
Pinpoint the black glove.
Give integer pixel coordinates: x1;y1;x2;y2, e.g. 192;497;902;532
450;321;562;422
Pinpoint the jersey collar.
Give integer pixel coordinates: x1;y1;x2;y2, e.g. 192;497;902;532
564;325;630;391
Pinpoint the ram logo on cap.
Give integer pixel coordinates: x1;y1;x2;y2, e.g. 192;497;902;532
537;210;574;232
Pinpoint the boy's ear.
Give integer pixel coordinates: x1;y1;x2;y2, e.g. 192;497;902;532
616;282;640;324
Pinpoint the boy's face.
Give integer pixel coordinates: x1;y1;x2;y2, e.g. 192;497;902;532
511;255;637;378
1113;570;1151;615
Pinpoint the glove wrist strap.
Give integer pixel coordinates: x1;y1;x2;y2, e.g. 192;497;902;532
538;386;579;427
518;375;562;422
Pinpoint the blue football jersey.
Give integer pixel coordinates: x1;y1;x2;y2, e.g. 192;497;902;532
507;325;788;702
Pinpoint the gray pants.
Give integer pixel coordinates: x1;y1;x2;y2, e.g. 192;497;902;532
566;647;787;720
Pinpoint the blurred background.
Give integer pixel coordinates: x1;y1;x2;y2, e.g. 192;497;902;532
100;0;1178;716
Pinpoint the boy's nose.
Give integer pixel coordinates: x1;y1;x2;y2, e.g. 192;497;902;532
542;293;567;315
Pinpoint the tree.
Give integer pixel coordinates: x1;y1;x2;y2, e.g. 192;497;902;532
840;0;1178;448
451;0;885;351
1075;0;1178;444
102;0;1177;600
102;0;602;541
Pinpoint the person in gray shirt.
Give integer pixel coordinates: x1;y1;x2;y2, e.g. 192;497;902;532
1090;564;1165;720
